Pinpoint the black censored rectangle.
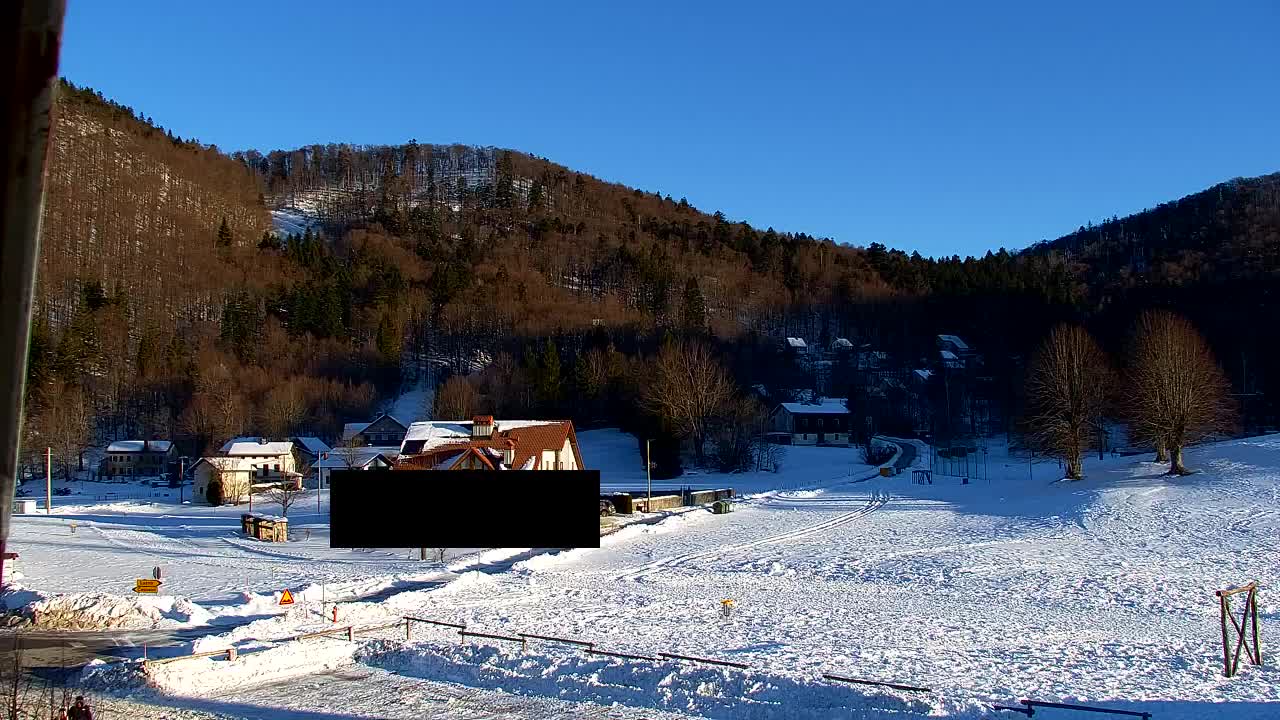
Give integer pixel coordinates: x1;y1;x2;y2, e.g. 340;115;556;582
328;469;601;548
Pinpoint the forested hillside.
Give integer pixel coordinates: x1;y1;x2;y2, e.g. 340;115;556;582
22;83;392;470
21;81;1280;476
1022;174;1280;425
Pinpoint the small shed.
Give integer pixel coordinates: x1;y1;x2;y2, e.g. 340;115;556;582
241;512;289;542
13;499;36;515
252;515;288;542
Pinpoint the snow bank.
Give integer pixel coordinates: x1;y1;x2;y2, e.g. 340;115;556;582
432;570;497;595
2;584;212;630
359;641;981;719
146;637;357;695
447;547;531;571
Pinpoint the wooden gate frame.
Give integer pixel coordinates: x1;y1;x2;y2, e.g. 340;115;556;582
1217;582;1261;677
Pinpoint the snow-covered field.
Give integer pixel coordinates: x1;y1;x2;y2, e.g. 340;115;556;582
6;430;1280;718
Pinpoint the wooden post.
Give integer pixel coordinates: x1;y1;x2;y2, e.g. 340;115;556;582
44;446;50;514
346;626;354;642
1219;591;1232;676
405;619;411;640
1250;585;1262;665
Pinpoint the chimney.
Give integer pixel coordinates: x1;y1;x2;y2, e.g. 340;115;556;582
503;439;516;467
471;416;494;438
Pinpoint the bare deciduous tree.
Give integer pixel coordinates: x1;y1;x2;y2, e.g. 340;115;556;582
710;395;768;472
433;375;480;420
1023;324;1113;480
39;382;93;480
1125;310;1235;475
261;382;306;439
640;341;736;464
264;479;305;520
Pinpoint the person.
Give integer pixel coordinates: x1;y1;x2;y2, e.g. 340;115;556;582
67;696;93;720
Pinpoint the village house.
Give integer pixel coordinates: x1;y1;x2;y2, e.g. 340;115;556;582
189;457;252;504
190;437;307;505
396;416;584;471
768;399;851;446
291;436;331;466
217;437;299;481
937;334;982;369
340;413;409;447
313;447;395;487
100;440;177;479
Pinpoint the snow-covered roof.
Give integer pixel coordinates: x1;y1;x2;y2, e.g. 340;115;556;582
785;337;807;349
292;437;330;455
938;334;969;350
914;369;933;381
401;420;559;453
831;338;853;349
314;448;391;469
106;440;172;454
219;438;296;456
191;456;254;472
940;350;960;361
778;399;849;415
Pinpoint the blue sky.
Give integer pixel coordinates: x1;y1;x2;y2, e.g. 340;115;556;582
60;1;1278;257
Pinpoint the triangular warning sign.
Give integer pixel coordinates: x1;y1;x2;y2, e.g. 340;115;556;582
279;589;295;606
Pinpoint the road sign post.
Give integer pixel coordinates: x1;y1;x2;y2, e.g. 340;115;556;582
133;578;161;594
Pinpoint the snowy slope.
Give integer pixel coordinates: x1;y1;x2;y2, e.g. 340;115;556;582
356;436;1280;719
17;432;1280;718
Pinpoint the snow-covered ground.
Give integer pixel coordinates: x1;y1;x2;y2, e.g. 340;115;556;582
383;377;433;424
268;208;315;236
8;431;1280;718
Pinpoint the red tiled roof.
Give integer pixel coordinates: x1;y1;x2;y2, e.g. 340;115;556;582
395;420;582;470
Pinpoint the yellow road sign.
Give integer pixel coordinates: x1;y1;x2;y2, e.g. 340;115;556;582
134;578;161;594
279;589;295;606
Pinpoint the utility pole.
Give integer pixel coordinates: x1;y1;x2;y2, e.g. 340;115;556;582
646;439;652;513
44;447;50;515
318;452;325;514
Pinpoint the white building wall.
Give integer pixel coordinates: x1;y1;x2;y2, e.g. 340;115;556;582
559;439;578;470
